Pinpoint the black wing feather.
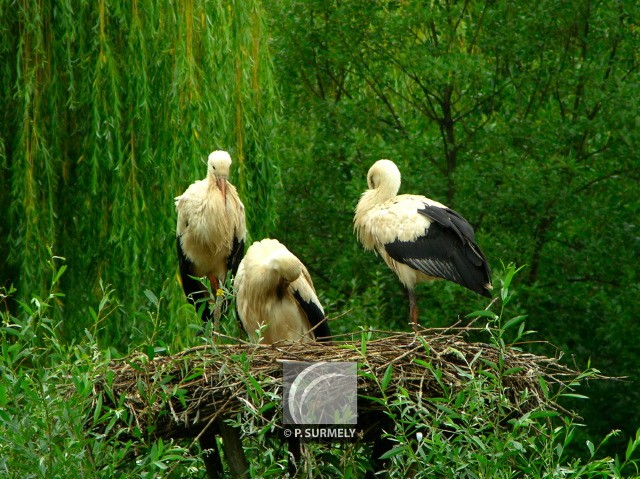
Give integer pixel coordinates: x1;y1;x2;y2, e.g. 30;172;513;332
384;204;492;297
225;235;247;329
226;234;245;278
176;235;214;322
292;290;331;342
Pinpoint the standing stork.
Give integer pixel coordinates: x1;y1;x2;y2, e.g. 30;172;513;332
176;151;248;479
354;159;492;326
234;238;331;344
175;150;246;323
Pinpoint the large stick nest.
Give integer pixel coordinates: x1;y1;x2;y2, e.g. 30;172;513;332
93;328;580;441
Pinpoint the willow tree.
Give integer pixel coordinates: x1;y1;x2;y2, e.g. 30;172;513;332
0;0;280;347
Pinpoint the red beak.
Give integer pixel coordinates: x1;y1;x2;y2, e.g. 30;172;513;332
217;178;227;204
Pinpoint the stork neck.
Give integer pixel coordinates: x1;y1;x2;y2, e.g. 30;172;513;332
273;258;301;284
373;182;398;203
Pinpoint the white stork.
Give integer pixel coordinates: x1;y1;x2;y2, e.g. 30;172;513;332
234;238;331;344
354;159;492;326
234;238;329;475
175;150;246;323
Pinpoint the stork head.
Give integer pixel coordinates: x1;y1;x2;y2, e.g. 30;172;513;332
246;239;303;286
270;250;302;285
207;150;233;203
367;159;401;199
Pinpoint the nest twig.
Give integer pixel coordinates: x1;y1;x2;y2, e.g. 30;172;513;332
92;327;585;440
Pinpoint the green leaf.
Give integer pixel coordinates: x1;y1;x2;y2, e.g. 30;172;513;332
454;390;467;408
434;403;460;419
516;321;526;340
479;369;497;380
248;375;264;398
465;310;498;320
144;289;159;307
359;370;376;381
529;410;558;419
417;335;431;355
52;264;67;285
413;358;430;368
137;377;148;401
93;392;103;424
381;364;393;392
625;432;640;461
538;377;549;398
501;285;510;303
379;445;407;460
145;344;156;361
359;395;386;406
502;263;520;290
153;461;168;470
259;402;275;414
503;315;527;331
480;358;498;370
586;439;595;457
560;393;589;400
98;294;110;313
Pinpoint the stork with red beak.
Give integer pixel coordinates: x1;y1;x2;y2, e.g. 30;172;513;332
175;150;246;323
234;238;331;343
354;159;492;327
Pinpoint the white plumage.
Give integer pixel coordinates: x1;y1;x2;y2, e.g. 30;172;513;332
234;238;330;344
354;159;492;326
175;150;246;322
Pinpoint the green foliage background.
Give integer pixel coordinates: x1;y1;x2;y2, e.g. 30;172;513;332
1;0;639;472
0;0;279;346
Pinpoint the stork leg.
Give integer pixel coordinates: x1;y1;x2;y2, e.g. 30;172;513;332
199;421;249;479
199;432;224;478
217;420;249;478
287;436;302;476
408;288;419;330
206;274;223;332
207;274;220;293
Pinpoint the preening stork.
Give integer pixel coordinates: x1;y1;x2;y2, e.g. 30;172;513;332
175;150;246;323
354;159;492;326
234;238;330;477
234;238;331;344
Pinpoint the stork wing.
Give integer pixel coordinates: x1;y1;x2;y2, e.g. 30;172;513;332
176;236;214;322
226;187;247;279
291;268;331;342
384;205;492;297
419;204;477;242
226;235;245;278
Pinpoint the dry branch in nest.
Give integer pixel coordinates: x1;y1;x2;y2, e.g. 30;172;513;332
92;327;581;441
